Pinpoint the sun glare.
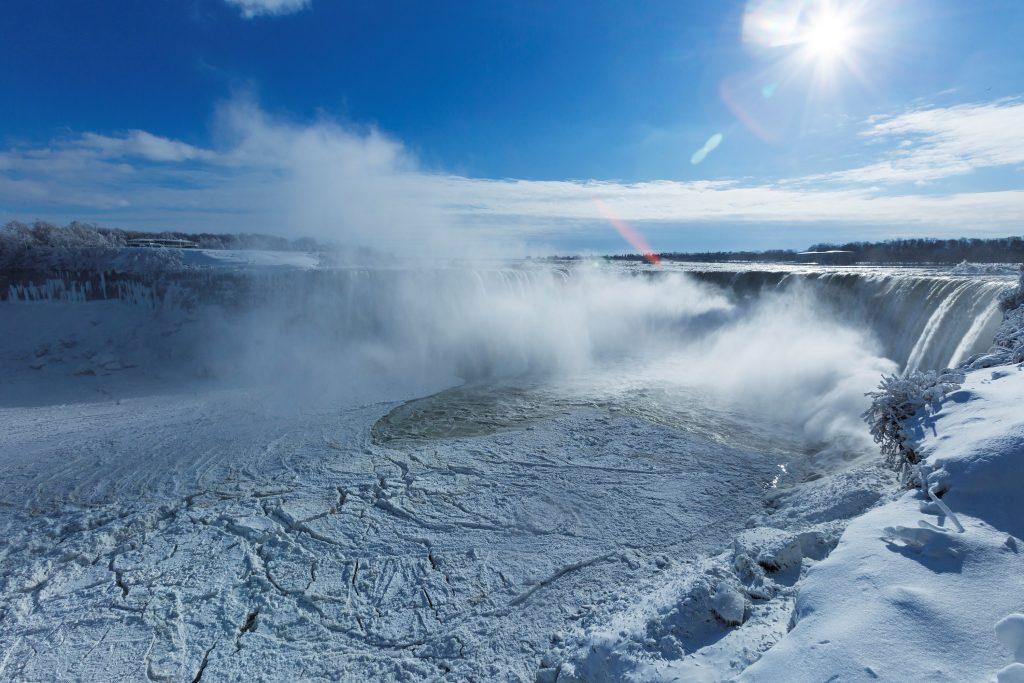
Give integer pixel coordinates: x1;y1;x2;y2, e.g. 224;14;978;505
741;0;874;93
801;6;856;65
794;1;860;70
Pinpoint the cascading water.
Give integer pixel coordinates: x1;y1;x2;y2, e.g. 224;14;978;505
6;261;1012;378
677;266;1010;373
112;259;1002;473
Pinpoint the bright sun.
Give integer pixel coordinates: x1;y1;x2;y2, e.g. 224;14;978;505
802;8;855;64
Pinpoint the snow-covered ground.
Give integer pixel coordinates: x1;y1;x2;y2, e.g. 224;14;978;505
0;301;792;680
180;249;323;270
0;258;1021;681
743;363;1024;681
552;271;1024;682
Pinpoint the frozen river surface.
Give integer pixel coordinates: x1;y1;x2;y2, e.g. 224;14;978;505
1;380;787;680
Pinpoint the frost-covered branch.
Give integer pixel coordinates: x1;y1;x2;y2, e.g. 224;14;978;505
863;369;964;479
917;465;964;532
997;264;1024;312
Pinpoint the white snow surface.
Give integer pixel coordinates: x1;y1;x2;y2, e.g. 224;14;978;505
0;297;800;680
551;359;1024;683
743;365;1024;682
180;249;322;270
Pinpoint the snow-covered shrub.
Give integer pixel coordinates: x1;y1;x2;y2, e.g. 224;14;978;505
997;265;1024;312
109;246;186;274
863;369;964;479
984;305;1024;364
0;220;126;272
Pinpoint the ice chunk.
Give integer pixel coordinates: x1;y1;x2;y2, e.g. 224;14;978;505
733;527;803;572
711;581;747;626
997;614;1024;662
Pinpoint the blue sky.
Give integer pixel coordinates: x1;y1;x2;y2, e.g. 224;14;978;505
2;0;1024;254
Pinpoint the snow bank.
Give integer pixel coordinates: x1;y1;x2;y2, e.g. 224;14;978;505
551;269;1024;682
742;281;1024;681
743;365;1024;681
545;447;900;681
949;261;1020;277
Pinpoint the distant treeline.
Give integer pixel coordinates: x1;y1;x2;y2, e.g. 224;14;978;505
607;237;1024;264
2;220;325;252
6;221;1024;265
605;249;799;263
0;220;335;274
806;238;1024;263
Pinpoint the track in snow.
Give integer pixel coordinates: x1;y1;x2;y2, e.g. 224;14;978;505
0;384;781;680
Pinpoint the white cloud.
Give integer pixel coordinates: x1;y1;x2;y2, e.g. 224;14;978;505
428;177;1024;241
78;131;212;162
0;98;450;251
2;96;1023;254
819;99;1024;184
224;0;310;19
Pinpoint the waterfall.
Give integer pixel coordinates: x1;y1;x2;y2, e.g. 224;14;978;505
682;268;1013;372
948;300;1001;367
2;262;1014;375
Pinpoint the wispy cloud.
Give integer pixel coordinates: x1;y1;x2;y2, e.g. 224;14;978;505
77;131;213;162
2;96;1023;254
224;0;310;19
817;98;1024;185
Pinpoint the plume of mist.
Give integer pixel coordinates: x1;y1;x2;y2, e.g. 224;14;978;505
194;263;896;462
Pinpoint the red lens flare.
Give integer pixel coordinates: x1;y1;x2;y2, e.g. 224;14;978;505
593;198;661;265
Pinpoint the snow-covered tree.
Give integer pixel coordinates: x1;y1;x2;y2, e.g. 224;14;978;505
863;369;964;479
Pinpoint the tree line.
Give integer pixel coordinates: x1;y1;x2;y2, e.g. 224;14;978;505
607;237;1024;264
1;220;324;252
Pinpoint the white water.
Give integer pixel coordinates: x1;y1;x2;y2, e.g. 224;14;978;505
5;261;1010;455
178;262;1007;452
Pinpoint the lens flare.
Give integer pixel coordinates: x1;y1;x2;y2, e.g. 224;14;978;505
691;133;724;165
594;198;661;265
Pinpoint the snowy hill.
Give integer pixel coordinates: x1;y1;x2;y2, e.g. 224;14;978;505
744;364;1024;681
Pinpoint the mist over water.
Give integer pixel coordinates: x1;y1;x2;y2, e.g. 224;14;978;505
10;259;1000;466
196;261;1009;475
